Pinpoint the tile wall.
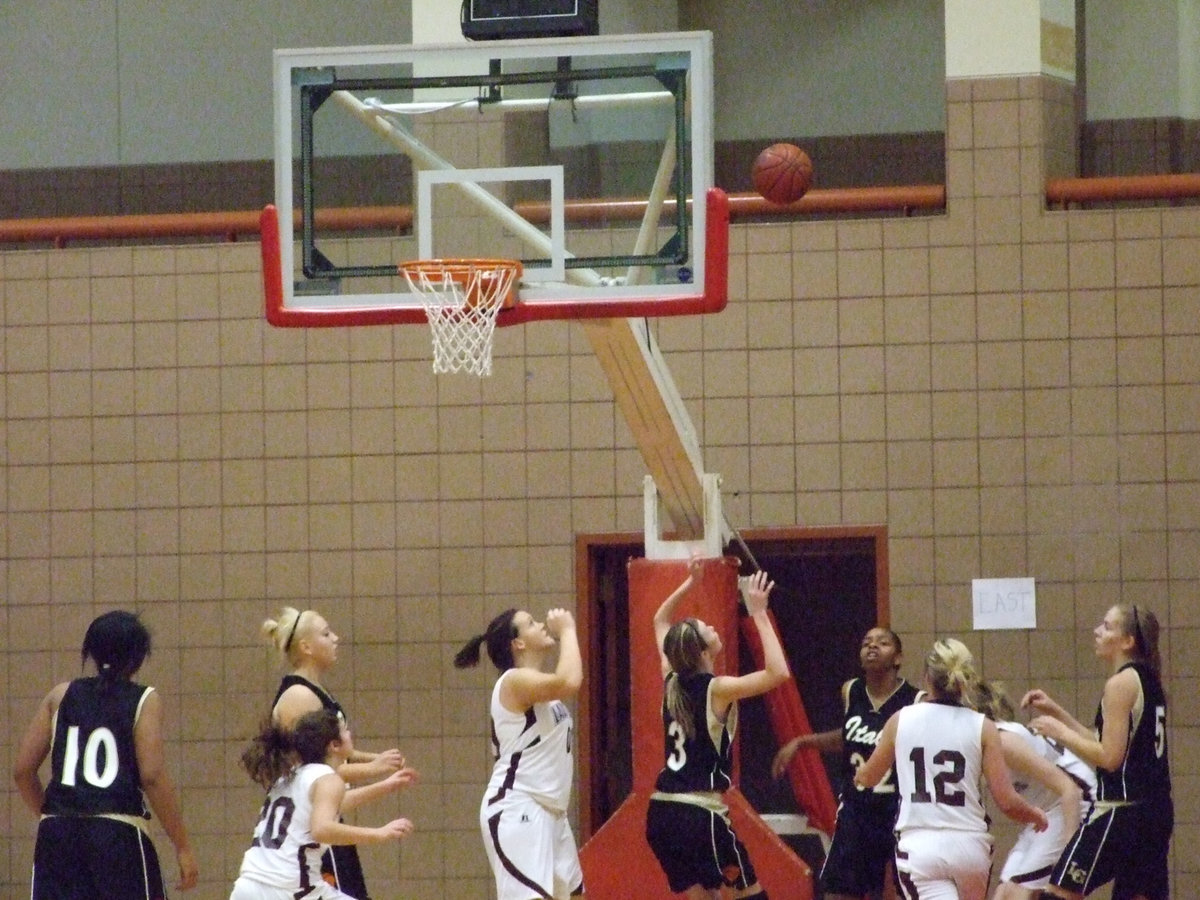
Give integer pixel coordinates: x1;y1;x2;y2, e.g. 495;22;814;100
2;74;1199;899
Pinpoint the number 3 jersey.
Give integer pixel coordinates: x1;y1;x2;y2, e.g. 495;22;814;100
893;701;988;833
485;668;575;813
238;763;334;889
42;676;152;819
654;671;735;794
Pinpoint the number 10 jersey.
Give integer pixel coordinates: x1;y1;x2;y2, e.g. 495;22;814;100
42;677;152;819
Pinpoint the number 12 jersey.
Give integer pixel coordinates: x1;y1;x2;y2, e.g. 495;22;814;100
893;701;987;833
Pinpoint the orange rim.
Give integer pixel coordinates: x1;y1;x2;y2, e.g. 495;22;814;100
399;258;522;309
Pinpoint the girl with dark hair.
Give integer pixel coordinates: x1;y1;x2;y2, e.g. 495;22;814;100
231;709;415;900
454;606;587;900
261;606;415;899
1021;603;1173;900
644;556;790;900
770;626;920;900
855;638;1047;900
13;610;199;898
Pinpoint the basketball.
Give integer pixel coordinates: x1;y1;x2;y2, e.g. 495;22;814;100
751;143;813;205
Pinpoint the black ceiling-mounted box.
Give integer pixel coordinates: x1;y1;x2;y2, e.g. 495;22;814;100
461;0;599;40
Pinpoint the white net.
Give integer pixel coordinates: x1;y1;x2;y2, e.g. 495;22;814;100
400;260;521;376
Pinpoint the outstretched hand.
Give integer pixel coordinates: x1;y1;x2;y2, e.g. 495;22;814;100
379;817;415;842
379;765;420;793
366;748;406;779
743;570;775;615
771;737;801;779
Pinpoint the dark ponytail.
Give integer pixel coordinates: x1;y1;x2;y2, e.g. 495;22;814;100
241;718;295;789
454;608;519;672
241;709;343;789
82;610;151;683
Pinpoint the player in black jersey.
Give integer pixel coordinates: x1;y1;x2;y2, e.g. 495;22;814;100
263;606;417;900
771;627;919;900
645;555;790;900
14;609;198;899
1023;603;1173;900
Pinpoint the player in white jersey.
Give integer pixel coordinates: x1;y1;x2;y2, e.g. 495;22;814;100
231;709;414;900
973;680;1094;900
856;639;1047;900
454;607;587;900
263;606;413;899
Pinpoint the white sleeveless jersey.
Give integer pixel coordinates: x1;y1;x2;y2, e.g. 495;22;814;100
997;720;1063;811
894;702;987;833
1056;744;1096;797
238;763;334;890
485;669;575;813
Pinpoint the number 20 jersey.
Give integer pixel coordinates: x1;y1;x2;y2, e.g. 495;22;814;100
42;676;152;818
238;763;334;889
893;702;987;833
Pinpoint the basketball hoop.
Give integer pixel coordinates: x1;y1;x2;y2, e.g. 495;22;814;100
399;258;522;376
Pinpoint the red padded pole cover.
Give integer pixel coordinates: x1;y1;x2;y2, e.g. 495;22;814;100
579;556;813;899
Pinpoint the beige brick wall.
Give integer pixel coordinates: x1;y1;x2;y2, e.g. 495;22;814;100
2;74;1196;899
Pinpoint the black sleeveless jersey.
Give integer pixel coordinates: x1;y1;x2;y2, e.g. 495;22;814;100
654;671;736;794
840;677;920;811
1096;661;1172;807
273;674;347;725
42;677;151;818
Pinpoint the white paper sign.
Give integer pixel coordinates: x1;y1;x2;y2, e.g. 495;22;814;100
972;577;1036;630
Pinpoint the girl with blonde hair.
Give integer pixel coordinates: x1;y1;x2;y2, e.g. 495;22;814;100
262;607;416;899
856;638;1048;900
644;556;790;900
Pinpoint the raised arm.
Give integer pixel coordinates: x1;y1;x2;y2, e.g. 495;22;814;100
981;718;1048;831
1030;669;1137;772
710;570;790;709
341;763;419;812
502;608;583;710
134;689;199;891
338;748;407;785
274;684;404;785
653;553;705;677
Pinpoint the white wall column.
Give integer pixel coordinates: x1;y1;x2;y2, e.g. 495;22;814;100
411;0;468;45
945;0;1075;81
